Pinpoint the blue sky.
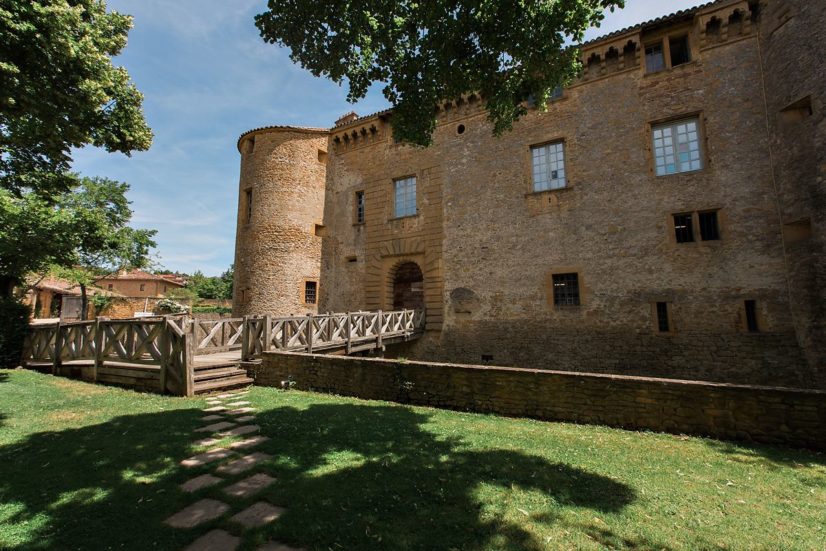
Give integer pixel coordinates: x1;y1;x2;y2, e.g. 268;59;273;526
71;0;707;276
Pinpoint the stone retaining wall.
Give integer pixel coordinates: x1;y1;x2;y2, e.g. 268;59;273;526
250;352;826;450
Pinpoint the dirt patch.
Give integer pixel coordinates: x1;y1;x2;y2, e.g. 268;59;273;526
48;410;84;423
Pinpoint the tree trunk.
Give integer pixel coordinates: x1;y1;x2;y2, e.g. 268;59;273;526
80;283;88;321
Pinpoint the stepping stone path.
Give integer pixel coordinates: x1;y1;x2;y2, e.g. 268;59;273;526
195;421;236;433
164;499;230;528
181;474;223;493
167;392;301;551
216;452;272;476
184;529;240;551
218;424;260;438
223;473;276;498
231;502;285;528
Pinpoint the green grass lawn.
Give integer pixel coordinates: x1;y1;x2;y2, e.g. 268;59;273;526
0;369;824;551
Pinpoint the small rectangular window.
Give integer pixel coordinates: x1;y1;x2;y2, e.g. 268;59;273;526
304;281;317;304
698;211;720;241
531;142;567;192
645;42;665;73
656;302;670;332
745;300;759;332
139;283;146;292
552;273;580;306
653;118;702;176
355;191;365;224
107;283;113;290
245;189;253;223
669;35;691;67
393;177;417;218
673;213;694;243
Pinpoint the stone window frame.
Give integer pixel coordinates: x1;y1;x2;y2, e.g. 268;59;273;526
301;278;319;306
652;301;677;335
741;299;763;333
642;24;697;75
524;136;573;197
243;187;253;225
666;207;724;246
544;268;588;310
353;190;366;225
139;283;146;292
390;174;419;220
647;112;708;179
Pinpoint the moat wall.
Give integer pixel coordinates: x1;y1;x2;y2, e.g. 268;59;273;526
251;352;826;450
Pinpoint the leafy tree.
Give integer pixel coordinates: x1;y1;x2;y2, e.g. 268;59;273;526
1;0;152;197
185;267;234;301
1;178;155;312
220;264;234;300
256;0;623;145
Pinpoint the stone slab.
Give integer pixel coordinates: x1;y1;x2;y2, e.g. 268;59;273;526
230;501;285;528
216;452;271;476
218;424;260;438
235;415;256;423
200;414;224;422
181;448;234;468
227;408;255;415
222;472;276;499
180;474;223;493
195;421;236;433
203;406;227;413
164;499;230;528
184;529;240;551
228;435;270;450
226;401;251;407
257;543;305;551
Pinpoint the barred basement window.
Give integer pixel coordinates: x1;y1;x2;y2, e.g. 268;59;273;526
656;302;670;332
552;273;580;306
699;211;720;241
304;281;317;305
393;176;417;218
745;300;759;332
355;190;365;224
673;213;694;243
531;141;567;192
653;118;703;176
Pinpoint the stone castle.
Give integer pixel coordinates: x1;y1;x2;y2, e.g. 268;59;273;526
232;0;825;390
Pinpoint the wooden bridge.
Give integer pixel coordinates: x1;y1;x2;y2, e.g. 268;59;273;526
21;309;425;396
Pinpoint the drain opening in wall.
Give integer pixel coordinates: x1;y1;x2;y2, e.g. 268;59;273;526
457;124;466;135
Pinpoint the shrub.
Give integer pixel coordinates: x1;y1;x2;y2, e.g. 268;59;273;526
191;305;232;314
0;297;30;368
155;297;188;314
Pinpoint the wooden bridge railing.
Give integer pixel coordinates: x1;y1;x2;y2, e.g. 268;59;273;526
240;309;425;361
22;316;194;396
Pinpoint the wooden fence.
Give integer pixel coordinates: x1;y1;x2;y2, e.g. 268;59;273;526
241;309;425;360
21;309;425;395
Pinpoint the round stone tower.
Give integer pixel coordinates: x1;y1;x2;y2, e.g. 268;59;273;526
232;125;329;316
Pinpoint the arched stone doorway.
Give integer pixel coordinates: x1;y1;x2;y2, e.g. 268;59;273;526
392;261;425;311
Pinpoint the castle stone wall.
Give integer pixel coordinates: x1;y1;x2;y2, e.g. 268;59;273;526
232;127;328;316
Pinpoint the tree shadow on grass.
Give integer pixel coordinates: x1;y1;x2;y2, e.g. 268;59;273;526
231;404;638;551
700;438;825;471
0;407;207;550
0;400;638;551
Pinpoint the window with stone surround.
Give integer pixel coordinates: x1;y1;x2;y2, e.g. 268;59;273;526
139;283;145;292
653;118;703;176
245;188;253;223
531;141;567;192
552;273;580;306
673;210;721;243
304;281;317;305
355;190;365;224
393;176;417;218
645;34;692;74
698;211;720;241
673;213;694;243
656;302;671;332
744;300;759;332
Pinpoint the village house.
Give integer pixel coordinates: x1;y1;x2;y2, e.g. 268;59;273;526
95;269;186;298
231;0;825;390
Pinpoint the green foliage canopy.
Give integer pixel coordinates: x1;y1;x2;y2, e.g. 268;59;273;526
256;0;623;146
0;0;152;196
0;176;156;288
